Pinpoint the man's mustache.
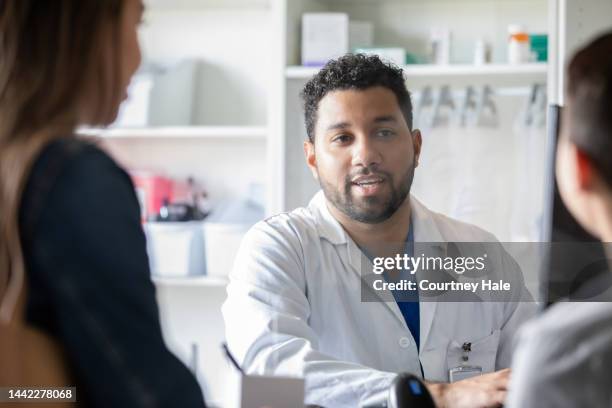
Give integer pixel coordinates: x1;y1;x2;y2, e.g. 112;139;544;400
347;167;391;181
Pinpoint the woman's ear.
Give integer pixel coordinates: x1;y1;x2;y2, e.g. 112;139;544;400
575;147;594;190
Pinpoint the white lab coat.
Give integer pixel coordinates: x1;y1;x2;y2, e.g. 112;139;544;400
222;192;535;407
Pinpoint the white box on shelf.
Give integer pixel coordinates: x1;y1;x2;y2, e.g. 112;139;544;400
301;13;349;66
144;221;206;278
430;28;451;65
354;47;406;67
203;222;249;278
349;21;374;51
114;59;197;127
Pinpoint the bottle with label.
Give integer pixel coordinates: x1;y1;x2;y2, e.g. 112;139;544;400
508;24;530;64
473;39;491;65
429;27;451;65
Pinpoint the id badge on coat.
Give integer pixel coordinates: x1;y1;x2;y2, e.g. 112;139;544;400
449;342;482;382
449;365;483;382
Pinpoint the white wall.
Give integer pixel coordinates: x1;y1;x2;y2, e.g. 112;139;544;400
140;8;272;126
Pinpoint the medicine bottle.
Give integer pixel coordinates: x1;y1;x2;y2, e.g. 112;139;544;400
508;25;530;64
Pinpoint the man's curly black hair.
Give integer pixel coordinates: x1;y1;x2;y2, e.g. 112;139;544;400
300;54;413;143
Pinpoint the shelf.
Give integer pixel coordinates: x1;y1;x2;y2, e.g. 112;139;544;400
152;275;229;287
318;0;539;3
78;126;267;140
286;63;548;80
145;0;270;9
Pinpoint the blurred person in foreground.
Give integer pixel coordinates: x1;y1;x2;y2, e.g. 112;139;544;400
507;31;612;407
0;1;205;406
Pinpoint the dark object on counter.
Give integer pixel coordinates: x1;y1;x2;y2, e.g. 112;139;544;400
20;138;206;408
388;373;435;408
155;198;207;222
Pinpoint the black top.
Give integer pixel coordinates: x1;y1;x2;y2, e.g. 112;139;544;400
19;138;206;408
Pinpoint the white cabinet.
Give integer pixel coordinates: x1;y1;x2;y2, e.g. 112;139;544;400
91;0;273;209
95;1;275;407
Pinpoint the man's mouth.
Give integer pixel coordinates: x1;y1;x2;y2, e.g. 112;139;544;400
351;175;386;196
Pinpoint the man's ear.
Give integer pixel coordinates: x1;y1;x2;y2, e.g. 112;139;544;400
304;140;319;180
575;147;594;190
411;129;422;167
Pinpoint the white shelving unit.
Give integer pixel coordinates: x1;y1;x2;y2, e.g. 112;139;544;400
285;62;549;90
103;0;273;212
79;126;267;140
145;0;270;9
286;62;548;79
110;1;275;406
152;275;228;287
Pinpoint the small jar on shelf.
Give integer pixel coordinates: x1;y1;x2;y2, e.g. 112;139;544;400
507;25;531;64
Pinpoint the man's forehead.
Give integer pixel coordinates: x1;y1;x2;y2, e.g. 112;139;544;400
320;86;398;105
316;87;402;124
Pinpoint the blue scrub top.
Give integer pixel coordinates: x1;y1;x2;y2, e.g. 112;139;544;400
384;221;420;350
360;221;420;350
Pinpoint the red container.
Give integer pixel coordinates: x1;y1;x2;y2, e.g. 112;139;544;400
131;172;174;221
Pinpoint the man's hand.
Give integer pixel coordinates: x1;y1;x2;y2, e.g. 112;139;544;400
426;368;510;408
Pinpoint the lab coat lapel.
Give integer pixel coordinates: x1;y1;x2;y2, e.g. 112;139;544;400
346;238;408;329
410;197;447;351
309;192;408;329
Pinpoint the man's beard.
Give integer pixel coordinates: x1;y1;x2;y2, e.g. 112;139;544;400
318;163;415;224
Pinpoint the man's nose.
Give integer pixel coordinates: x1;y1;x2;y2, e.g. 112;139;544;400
351;135;382;168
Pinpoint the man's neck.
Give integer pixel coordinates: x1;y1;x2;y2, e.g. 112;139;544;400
327;197;412;251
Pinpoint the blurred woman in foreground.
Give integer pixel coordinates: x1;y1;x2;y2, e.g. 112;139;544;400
0;1;205;406
508;31;612;407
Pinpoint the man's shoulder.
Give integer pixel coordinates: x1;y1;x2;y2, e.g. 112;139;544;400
246;205;321;247
421;203;497;242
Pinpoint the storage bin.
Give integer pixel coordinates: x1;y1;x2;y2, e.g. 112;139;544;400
144;221;206;277
202;222;249;278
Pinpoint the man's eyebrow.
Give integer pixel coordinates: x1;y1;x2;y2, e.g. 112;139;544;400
326;121;351;131
373;116;398;124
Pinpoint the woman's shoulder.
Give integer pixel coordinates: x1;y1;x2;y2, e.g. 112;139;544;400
30;136;131;193
20;136;136;238
32;137;123;180
518;302;612;363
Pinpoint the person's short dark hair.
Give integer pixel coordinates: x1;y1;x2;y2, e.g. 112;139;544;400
566;31;612;187
300;54;413;143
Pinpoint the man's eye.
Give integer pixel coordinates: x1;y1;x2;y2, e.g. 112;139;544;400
332;134;351;143
377;129;395;138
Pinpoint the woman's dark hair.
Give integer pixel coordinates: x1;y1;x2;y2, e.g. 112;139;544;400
566;31;612;187
301;54;413;143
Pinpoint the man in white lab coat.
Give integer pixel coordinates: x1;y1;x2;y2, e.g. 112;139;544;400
223;54;535;407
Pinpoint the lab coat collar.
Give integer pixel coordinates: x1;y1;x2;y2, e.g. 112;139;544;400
308;190;446;345
307;191;348;245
